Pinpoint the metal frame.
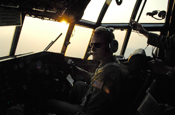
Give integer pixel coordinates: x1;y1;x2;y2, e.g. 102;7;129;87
3;0;174;59
120;0;144;56
9;14;25;56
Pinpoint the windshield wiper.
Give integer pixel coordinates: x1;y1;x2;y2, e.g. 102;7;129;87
44;33;62;51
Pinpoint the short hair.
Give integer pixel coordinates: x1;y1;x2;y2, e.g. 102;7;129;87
93;26;115;43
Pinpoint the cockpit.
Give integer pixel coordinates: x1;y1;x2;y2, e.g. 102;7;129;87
0;0;175;115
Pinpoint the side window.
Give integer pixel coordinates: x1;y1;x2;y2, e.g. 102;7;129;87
65;25;93;58
0;26;15;57
125;31;160;58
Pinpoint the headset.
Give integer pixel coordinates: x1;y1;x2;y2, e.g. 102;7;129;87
106;28;118;53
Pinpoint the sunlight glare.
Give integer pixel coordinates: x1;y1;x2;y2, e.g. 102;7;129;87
106;0;112;5
60;20;69;29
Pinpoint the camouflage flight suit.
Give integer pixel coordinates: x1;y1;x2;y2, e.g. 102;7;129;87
148;33;175;49
148;33;175;66
73;56;129;115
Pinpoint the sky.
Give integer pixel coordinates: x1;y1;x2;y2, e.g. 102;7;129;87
0;0;168;59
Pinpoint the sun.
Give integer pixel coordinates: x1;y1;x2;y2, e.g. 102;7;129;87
59;20;69;28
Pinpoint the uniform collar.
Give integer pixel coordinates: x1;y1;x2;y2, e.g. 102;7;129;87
98;55;116;68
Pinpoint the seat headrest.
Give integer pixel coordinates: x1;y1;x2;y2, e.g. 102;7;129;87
128;48;146;60
128;48;147;74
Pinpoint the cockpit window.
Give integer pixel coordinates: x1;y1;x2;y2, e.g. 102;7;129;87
15;16;69;55
125;31;160;58
65;25;93;58
138;0;168;23
82;0;168;23
113;30;126;56
82;0;106;22
0;0;170;59
0;26;15;57
102;0;136;23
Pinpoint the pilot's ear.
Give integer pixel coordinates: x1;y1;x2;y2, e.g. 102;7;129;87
109;39;118;53
106;27;118;53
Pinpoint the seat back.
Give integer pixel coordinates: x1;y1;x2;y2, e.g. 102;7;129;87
137;93;161;115
115;49;153;115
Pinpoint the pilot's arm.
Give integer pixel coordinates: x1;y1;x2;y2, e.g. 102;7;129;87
131;20;175;49
75;66;94;78
149;59;175;77
147;33;175;49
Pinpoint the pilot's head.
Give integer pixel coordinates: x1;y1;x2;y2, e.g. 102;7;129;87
90;26;118;62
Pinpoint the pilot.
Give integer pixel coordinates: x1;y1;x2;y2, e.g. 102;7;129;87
131;20;175;115
131;20;175;67
131;20;175;77
40;26;129;115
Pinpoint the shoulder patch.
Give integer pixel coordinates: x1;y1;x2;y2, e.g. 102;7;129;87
92;80;103;89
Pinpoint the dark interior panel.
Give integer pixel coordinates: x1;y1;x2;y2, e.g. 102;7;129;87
0;51;98;114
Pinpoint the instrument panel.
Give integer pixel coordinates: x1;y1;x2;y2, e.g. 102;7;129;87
0;51;72;114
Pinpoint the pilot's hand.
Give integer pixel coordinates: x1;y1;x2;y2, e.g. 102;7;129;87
131;20;146;34
148;59;171;75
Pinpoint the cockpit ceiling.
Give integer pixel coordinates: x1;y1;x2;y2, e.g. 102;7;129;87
0;0;90;23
